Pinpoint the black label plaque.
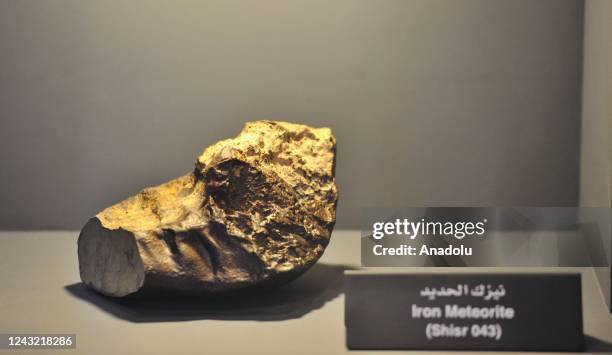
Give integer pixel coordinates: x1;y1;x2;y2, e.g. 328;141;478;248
345;272;583;351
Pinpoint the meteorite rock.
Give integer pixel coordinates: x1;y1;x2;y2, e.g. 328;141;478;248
77;121;337;297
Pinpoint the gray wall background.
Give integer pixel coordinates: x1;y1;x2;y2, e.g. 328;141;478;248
580;0;611;310
581;0;611;208
0;0;584;230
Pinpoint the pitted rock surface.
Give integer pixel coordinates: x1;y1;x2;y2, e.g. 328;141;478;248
78;121;337;297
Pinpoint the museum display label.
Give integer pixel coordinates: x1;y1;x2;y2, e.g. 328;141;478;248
345;272;583;351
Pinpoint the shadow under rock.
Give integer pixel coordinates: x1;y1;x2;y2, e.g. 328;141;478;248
584;335;612;353
65;263;353;323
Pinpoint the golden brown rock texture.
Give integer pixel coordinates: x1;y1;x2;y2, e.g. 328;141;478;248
77;121;337;297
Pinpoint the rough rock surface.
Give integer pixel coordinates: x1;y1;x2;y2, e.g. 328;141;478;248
78;121;337;297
